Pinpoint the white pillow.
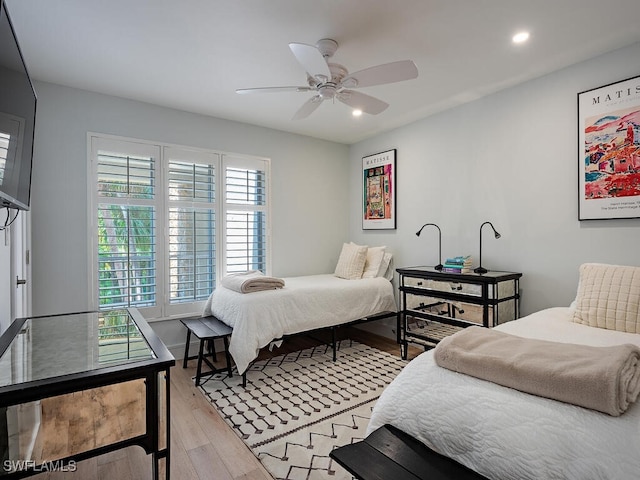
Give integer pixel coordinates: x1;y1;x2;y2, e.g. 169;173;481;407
377;252;393;280
334;243;368;280
362;246;387;278
572;263;640;333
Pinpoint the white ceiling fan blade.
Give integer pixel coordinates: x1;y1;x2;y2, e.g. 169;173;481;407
289;43;331;80
341;60;418;88
338;90;389;115
236;86;313;94
292;95;323;120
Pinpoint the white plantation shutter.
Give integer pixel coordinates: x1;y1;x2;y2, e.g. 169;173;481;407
97;205;157;307
92;137;161;317
90;135;270;319
168;208;215;300
165;148;217;308
223;155;270;275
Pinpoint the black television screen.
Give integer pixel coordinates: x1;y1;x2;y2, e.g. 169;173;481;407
0;0;37;211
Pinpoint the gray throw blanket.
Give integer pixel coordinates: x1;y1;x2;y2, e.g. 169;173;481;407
220;270;285;293
434;326;640;416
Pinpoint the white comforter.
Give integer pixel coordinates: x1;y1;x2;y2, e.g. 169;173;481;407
203;274;396;374
367;307;640;480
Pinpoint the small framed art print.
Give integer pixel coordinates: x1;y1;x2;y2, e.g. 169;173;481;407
362;149;396;230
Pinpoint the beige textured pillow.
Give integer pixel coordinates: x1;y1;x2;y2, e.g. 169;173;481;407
572;263;640;333
334;243;368;280
362;246;386;278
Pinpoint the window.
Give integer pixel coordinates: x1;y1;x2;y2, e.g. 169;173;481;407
90;135;270;319
165;147;216;306
94;139;160;317
223;156;268;274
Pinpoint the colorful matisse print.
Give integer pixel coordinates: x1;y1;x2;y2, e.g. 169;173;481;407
364;164;393;220
584;105;640;199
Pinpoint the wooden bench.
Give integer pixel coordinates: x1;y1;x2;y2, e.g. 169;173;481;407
330;424;488;480
181;315;233;386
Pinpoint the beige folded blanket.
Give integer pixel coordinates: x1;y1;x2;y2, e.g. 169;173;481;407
434;326;640;416
220;270;285;293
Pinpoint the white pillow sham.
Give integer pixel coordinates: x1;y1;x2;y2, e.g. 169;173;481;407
334;242;368;280
378;252;393;280
572;263;640;333
362;245;387;278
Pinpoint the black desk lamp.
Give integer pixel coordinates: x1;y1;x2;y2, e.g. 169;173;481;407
416;223;443;271
474;221;501;274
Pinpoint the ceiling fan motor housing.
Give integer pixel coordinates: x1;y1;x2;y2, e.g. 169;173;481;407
318;85;336;99
313;63;348;99
316;38;338;59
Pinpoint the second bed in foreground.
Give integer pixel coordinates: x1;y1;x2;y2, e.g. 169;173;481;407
367;306;640;480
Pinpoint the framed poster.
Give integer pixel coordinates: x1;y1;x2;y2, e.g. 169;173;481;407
362;149;396;230
578;75;640;220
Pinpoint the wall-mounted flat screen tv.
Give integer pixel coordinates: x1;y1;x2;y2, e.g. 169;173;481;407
0;0;37;211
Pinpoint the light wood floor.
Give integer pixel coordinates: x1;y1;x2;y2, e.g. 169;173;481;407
30;328;422;480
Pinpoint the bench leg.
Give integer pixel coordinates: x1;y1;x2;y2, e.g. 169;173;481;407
206;338;218;362
332;327;337;361
182;328;192;369
195;339;206;387
223;336;233;378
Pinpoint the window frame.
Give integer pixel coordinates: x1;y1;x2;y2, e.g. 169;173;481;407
88;133;271;321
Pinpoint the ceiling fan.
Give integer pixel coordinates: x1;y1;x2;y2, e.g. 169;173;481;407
236;38;419;120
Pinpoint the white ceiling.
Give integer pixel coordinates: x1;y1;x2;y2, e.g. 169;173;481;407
6;0;640;145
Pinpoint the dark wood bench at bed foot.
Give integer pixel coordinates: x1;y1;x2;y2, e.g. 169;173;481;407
330;424;488;480
181;315;233;386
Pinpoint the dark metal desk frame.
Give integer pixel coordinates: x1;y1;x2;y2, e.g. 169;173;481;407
0;308;175;479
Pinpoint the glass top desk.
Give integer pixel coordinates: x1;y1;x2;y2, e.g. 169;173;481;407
0;308;175;479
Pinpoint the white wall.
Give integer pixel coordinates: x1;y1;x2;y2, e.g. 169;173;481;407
25;42;640;353
29;82;349;352
349;42;640;325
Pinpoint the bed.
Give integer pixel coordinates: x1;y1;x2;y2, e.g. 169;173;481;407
367;263;640;480
203;243;397;375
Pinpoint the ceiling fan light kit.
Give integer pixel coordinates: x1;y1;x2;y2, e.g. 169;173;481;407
236;38;418;120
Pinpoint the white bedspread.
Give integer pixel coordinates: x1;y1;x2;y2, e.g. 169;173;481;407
203;274;396;374
367;307;640;480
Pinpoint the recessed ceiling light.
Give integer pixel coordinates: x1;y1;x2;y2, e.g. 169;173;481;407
512;31;530;44
352;109;363;117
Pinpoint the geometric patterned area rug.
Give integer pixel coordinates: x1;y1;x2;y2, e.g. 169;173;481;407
199;340;408;480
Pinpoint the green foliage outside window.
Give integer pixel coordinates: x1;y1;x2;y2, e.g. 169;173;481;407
98;204;156;309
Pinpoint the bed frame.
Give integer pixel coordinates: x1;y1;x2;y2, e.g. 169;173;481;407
190;310;396;387
236;310;396;386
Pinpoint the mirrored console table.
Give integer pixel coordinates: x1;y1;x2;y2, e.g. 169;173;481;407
397;266;522;359
0;308;174;479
